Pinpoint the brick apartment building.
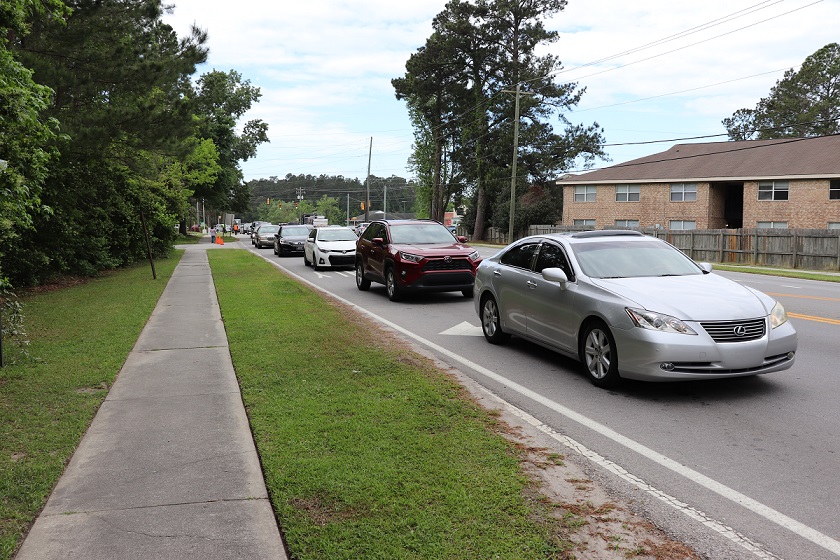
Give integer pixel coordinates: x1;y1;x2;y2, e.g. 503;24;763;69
557;135;840;230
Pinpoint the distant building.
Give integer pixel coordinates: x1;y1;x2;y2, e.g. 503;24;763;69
557;135;840;230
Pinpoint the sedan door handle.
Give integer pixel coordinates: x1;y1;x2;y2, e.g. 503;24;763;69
526;280;537;289
493;270;502;276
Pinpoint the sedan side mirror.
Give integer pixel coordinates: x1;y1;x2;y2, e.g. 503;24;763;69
541;267;569;288
457;235;468;243
697;262;713;273
372;237;385;245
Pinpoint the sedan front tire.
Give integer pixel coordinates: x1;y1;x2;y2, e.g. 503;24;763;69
580;320;620;388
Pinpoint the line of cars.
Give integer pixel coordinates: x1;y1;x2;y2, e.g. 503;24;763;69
252;219;799;388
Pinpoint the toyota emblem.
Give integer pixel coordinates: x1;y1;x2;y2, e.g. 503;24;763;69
733;325;747;337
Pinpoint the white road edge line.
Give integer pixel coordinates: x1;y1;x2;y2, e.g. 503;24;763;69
256;251;840;558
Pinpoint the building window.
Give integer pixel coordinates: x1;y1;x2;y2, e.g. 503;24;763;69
670;183;697;202
574;185;596;202
573;219;596;227
831;180;840;200
615;184;640;202
615;219;639;228
757;221;788;229
828;222;840;230
669;220;696;230
758;180;789;201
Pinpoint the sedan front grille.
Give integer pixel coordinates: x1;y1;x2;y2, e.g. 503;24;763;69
328;255;355;266
422;258;472;272
699;318;766;342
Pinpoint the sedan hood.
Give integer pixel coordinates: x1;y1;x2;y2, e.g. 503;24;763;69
591;273;772;321
317;240;356;250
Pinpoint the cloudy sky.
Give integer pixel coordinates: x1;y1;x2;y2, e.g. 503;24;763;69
161;0;838;183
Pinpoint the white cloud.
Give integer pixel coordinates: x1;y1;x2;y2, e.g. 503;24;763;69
163;0;840;179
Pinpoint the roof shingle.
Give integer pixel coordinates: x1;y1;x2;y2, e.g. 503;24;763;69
558;135;840;184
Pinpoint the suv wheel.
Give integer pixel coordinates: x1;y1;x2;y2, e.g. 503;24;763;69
385;267;402;301
355;261;371;291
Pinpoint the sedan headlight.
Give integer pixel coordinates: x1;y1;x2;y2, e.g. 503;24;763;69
467;250;480;262
626;308;697;335
399;251;424;263
770;301;789;329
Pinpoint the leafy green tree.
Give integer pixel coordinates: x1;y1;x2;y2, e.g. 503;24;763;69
723;43;840;140
5;0;210;286
191;69;269;213
313;194;344;225
394;0;606;240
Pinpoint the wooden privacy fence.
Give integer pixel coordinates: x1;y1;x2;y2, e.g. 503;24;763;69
473;226;840;271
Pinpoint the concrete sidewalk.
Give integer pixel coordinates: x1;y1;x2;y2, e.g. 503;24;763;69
15;238;288;559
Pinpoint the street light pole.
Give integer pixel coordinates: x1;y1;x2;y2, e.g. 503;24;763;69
365;137;372;222
501;85;533;244
508;83;521;244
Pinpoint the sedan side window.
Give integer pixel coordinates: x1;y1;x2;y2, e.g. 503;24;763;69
535;243;574;281
499;242;540;270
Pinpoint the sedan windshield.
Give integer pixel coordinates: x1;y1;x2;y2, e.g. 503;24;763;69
281;226;309;236
318;229;357;242
259;226;279;234
389;224;457;244
572;240;702;278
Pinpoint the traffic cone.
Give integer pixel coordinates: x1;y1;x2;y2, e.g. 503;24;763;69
216;235;224;245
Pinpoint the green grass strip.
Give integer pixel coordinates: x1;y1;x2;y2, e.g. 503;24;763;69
210;250;570;559
0;253;182;560
712;263;840;282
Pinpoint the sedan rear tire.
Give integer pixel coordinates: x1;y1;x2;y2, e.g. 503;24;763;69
481;295;509;344
580;320;620;388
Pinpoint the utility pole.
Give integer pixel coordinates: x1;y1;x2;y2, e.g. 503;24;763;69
383;184;387;220
502;84;533;244
365;137;372;222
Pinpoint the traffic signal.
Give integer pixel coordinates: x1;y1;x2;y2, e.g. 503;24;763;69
266;197;271;205
360;201;365;210
278;202;282;208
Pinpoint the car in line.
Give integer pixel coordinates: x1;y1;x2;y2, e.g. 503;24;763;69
304;226;358;270
273;224;311;256
252;224;280;248
249;221;268;243
355;219;481;301
474;230;798;388
355;222;370;236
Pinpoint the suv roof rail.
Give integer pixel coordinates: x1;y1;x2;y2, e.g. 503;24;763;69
570;230;645;238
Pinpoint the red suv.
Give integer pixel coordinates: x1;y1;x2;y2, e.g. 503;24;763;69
355;220;481;301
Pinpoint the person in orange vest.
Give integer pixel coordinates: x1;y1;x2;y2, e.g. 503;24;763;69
233;222;239;235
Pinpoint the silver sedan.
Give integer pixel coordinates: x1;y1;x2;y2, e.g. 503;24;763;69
474;230;798;388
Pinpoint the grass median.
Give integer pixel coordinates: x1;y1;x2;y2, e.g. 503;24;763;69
209;250;572;559
0;254;181;560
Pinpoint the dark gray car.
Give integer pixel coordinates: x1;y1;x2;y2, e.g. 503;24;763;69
273;224;310;256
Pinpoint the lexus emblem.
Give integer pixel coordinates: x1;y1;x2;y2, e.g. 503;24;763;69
733;325;747;337
444;256;452;263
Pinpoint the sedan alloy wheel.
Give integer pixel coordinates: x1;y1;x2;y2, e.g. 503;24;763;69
581;321;619;387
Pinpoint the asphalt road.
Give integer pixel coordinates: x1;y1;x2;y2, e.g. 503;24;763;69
244;239;840;560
